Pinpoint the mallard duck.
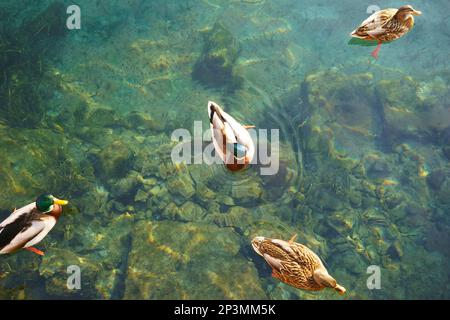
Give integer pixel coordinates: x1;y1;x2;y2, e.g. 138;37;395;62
350;5;422;59
252;235;346;295
208;101;255;171
0;194;68;256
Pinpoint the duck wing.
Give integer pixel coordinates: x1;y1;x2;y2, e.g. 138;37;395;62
0;209;47;253
351;8;397;39
0;203;36;228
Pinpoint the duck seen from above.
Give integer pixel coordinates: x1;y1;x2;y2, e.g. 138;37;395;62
350;5;422;59
252;234;346;295
208;101;255;172
0;194;69;256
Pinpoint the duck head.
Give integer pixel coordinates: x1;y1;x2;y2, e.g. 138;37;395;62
313;268;346;295
36;194;69;218
396;5;422;21
232;143;251;165
224;143;251;171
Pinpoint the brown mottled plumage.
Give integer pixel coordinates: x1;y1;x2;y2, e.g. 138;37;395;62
252;235;346;294
350;5;422;58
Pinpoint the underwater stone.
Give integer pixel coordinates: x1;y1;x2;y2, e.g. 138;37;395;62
328;212;355;235
134;188;148;203
192;22;242;90
377;77;450;146
91;213;134;299
383;191;404;210
231;180;262;204
387;241;403;260
125;111;165;132
426;169;446;190
93;140;135;180
39;248;101;298
124;221;266;299
110;171;142;203
162;202;182;220
87;108;123;128
348;190;362;208
303;70;376;157
179;201;206;222
365;156;391;179
167;173;195;199
216;194;235;206
195;183;216;202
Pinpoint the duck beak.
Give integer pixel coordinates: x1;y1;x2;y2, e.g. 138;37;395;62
53;198;69;206
412;9;422;15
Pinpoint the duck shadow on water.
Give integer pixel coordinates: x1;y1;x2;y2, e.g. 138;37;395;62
347;38;393;47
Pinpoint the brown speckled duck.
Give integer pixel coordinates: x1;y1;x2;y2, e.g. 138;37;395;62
350;5;422;59
252;235;346;295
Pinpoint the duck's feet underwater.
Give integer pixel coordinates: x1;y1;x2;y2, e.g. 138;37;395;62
25;247;45;256
371;41;382;59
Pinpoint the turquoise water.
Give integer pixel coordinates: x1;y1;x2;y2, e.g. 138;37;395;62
0;0;449;299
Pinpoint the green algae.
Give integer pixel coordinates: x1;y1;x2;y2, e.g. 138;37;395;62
0;0;449;301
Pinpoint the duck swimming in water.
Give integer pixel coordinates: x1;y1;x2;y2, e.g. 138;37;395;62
208;101;255;172
0;194;69;256
252;235;346;294
350;5;422;59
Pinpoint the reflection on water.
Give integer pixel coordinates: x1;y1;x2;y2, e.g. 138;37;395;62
0;0;449;299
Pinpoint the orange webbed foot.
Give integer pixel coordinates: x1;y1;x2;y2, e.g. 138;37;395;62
371;42;382;59
25;247;45;256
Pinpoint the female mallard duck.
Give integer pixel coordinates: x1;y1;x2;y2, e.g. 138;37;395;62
0;194;68;256
350;5;422;59
252;235;346;294
208;101;255;171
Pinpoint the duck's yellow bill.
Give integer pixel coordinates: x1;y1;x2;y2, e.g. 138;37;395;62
54;198;69;206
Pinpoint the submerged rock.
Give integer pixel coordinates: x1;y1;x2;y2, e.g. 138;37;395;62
377;77;450;146
39;248;101;298
192;22;242;90
231;180;263;204
124;221;266;299
92;140;135;180
125;111;166;132
167;173;195;200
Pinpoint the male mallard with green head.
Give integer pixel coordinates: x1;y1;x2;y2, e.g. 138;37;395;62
252;234;346;295
350;5;422;59
0;194;69;256
208;101;255;172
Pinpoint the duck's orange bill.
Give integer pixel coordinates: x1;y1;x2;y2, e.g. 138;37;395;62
25;247;45;256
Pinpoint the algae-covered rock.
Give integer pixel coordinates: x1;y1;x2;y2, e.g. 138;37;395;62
125;111;166;132
231;180;263;204
167;173;195;200
376;77;450;146
124;221;266;299
110;171;143;203
39;248;101;298
303;70;376;157
92;140;135;180
192;22;242;89
179;201;206;222
86;108;123;128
